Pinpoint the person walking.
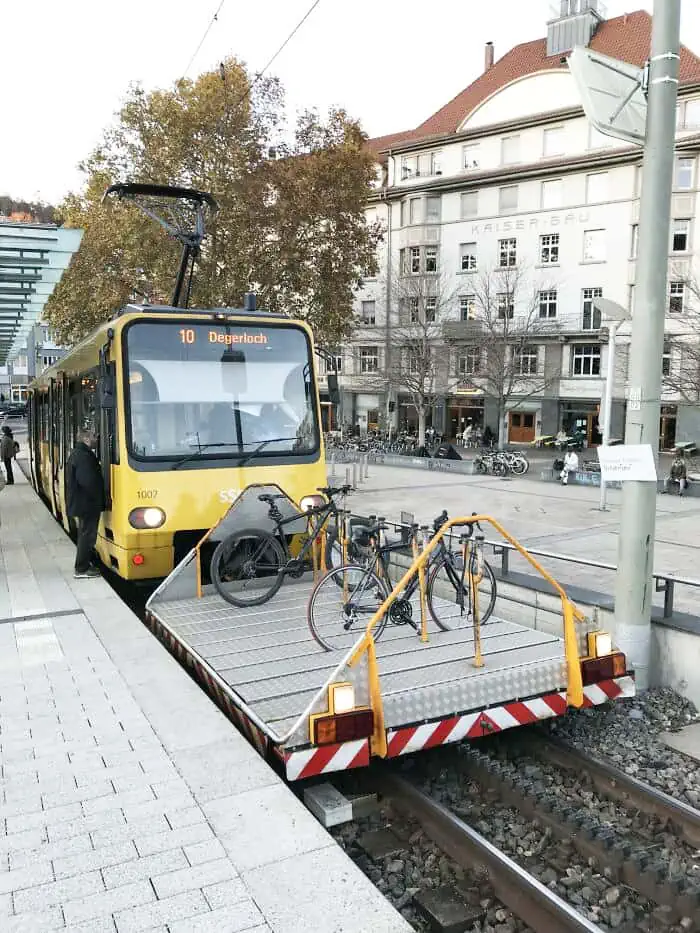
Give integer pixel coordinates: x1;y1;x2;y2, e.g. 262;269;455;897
1;426;15;485
66;429;105;578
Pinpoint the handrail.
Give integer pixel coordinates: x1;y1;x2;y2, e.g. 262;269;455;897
356;514;585;708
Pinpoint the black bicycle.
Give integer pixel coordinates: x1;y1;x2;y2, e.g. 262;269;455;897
210;485;352;608
307;511;497;651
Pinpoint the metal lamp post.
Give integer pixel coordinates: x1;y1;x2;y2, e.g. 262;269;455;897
595;299;631;511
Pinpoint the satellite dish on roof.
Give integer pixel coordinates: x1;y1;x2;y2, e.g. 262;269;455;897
568;46;648;146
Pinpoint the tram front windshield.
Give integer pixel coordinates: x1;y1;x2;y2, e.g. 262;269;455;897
124;320;319;461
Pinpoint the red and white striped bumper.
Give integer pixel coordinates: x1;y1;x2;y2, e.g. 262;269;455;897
281;675;635;778
386;676;636;758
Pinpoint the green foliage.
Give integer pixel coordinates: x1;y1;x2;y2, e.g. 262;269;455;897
47;58;382;346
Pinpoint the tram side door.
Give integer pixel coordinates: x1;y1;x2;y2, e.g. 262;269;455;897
50;378;64;516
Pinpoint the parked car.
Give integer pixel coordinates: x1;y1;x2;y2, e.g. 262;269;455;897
0;403;27;421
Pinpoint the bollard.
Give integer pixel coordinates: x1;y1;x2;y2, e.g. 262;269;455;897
363;455;370;481
352;462;358;489
345;466;351;487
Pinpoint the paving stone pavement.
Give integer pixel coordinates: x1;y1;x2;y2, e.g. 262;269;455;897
0;469;411;933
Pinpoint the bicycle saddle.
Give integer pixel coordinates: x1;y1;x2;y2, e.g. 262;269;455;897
258;493;285;504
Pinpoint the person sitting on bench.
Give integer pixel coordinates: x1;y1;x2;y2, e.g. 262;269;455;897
560;449;579;485
664;454;688;496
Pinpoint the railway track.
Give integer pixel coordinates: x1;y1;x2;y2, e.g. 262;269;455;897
379;771;605;933
332;726;700;932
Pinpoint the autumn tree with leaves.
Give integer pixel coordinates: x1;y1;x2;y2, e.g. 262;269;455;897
46;58;382;345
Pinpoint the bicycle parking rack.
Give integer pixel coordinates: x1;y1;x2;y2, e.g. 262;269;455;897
144;485;635;781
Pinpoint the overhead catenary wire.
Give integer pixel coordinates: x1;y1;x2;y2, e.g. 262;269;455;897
183;0;227;78
227;0;322;112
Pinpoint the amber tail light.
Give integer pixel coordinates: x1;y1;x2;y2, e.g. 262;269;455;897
312;709;374;745
581;652;627;685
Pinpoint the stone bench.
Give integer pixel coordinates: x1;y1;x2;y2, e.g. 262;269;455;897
540;468;700;496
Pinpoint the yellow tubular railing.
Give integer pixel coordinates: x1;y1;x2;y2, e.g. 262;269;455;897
355;514;584;709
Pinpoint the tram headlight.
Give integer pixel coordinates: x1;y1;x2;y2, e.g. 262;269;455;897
300;494;325;512
129;507;166;529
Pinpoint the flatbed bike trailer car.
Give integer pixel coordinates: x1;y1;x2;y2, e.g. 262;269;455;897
144;486;635;781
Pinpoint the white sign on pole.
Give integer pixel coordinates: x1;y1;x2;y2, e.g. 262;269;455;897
628;386;642;411
568;47;647;146
597;444;657;482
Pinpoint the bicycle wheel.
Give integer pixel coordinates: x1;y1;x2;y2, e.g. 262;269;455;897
308;565;390;651
211;529;286;608
510;456;529;476
427;554;497;631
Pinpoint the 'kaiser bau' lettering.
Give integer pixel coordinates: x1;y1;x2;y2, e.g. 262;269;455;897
209;331;268;345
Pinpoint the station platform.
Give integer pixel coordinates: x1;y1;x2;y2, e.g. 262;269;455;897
0;469;411;933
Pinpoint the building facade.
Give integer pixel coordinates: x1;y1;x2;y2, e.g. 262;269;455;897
336;3;700;447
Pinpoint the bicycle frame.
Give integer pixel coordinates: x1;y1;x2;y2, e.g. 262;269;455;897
267;498;343;577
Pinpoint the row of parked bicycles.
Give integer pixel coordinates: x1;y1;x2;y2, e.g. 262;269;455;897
325;431;434;457
473;449;530;476
209;485;496;651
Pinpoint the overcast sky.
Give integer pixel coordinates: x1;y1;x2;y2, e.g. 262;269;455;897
2;0;698;205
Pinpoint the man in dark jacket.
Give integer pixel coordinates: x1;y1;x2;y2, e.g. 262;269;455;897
1;426;15;485
66;429;106;578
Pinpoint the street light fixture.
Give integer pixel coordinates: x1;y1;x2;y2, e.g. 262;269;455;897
594;298;631;511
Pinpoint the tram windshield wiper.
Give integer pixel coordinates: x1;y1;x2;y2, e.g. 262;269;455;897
170;437;298;471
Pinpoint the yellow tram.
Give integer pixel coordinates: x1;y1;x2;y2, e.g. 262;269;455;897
28;306;328;580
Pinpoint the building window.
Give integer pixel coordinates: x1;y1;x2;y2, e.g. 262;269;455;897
672;219;690;252
460;242;477;272
359;346;379;374
459;294;477;320
408;297;420;323
400;156;414;180
514;346;538;376
409;198;421;224
631;224;639;259
586;172;608;204
322;350;342;374
662;341;672;376
360;300;376;325
675;157;694;190
408;350;420;375
463;144;480;170
669;281;685;314
460;191;478;219
498;185;518;213
425;297;437;322
572;345;601;376
457;347;481;376
540;233;559;264
541;179;562;209
430;152;442;175
582;228;606;262
497;293;514;319
501;135;520;165
425;196;441;223
498;237;517;268
588;124;613;150
425;246;438;273
410;247;421;273
543;127;564;157
539;289;557;319
582;287;603;330
677;97;700;130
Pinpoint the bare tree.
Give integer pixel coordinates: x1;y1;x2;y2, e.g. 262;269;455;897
465;264;562;447
662;269;700;402
384;270;461;446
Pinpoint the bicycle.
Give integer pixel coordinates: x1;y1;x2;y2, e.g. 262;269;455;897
307;511;497;651
210;484;352;608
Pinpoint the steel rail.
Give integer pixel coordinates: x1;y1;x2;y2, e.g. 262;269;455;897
531;733;700;848
380;772;606;933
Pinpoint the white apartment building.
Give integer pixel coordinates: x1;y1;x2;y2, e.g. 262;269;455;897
331;2;700;448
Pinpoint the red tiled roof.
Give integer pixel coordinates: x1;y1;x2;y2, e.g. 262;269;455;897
367;10;700;155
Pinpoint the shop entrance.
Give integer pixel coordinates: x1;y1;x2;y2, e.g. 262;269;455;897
560;403;601;446
508;411;536;443
448;400;484;440
659;405;677;450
